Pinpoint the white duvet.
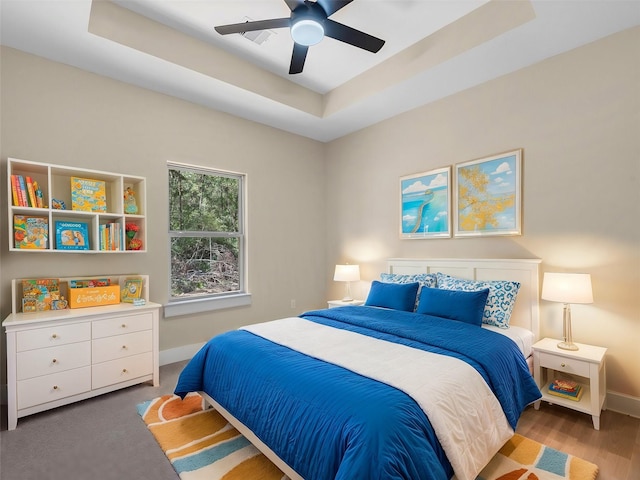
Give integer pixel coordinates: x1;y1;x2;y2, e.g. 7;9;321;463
242;317;514;480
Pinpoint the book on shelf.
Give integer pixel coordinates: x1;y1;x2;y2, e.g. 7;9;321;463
21;278;64;312
99;222;122;251
25;176;38;207
71;176;107;212
548;382;584;402
13;215;49;249
33;180;44;208
10;175;21;206
55;220;89;250
69;278;111;288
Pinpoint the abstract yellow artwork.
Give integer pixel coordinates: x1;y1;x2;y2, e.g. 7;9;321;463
454;149;522;237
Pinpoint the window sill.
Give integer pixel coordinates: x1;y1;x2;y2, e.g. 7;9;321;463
164;293;252;318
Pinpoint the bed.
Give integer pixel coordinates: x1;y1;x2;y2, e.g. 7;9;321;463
175;258;542;480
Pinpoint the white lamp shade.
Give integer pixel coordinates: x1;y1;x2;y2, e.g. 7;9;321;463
333;264;360;282
541;273;593;304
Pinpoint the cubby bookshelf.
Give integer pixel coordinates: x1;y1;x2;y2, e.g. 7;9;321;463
7;157;146;253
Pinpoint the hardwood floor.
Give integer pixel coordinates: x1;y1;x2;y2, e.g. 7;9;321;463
516;403;640;480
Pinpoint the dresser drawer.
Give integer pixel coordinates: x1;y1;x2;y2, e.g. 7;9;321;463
92;352;153;389
17;366;91;410
92;313;153;339
17;323;91;352
17;342;91;380
92;330;152;364
538;352;590;377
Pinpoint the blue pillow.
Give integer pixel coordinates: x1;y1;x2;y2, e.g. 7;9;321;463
435;273;521;328
365;280;419;312
416;287;490;327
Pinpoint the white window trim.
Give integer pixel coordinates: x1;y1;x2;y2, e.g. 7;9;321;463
164;292;252;318
166;161;250;316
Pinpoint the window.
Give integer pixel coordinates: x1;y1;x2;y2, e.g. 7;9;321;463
165;162;249;317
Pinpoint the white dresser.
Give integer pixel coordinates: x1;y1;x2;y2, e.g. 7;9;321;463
4;302;160;430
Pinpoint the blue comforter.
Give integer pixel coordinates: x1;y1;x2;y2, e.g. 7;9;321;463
175;306;541;480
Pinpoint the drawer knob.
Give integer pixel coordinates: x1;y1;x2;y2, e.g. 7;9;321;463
121;324;127;328
52;358;57;364
561;363;566;368
122;345;127;350
51;334;58;339
53;385;59;390
122;368;128;374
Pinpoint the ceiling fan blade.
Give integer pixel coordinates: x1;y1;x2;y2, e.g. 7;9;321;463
289;43;309;74
284;0;305;12
316;0;354;17
215;18;290;35
324;19;385;53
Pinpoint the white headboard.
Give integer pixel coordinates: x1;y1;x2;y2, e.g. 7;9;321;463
387;258;541;339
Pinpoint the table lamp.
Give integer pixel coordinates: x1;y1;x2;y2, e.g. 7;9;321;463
541;272;593;350
333;264;360;302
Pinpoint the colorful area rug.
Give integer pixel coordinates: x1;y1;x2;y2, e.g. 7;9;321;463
138;394;598;480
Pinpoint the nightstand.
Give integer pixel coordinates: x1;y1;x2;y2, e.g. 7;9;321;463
532;337;607;430
327;299;364;308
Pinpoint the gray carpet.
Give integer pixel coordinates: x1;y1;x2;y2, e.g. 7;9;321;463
0;361;187;480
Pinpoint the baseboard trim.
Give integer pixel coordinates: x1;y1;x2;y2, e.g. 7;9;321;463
159;342;204;366
606;390;640;419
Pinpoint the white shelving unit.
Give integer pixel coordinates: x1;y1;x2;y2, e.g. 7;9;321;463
7;157;146;253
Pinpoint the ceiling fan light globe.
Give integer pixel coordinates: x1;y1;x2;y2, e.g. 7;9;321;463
290;19;324;46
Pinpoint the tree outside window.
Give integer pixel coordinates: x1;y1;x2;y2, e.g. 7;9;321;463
168;163;245;302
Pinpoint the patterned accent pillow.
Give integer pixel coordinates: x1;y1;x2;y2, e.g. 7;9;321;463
435;272;521;328
380;273;437;311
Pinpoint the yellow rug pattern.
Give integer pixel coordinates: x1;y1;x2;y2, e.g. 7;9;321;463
138;394;598;480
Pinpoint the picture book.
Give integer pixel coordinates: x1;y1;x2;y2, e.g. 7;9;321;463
26;176;37;207
55;221;89;250
548;382;584;402
21;278;62;312
121;277;143;303
71;176;107;212
14;215;49;249
10;175;21;206
69;278;111;288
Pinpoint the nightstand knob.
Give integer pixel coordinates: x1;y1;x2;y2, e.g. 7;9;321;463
51;334;58;339
121;324;127;328
122;368;128;374
53;385;59;390
561;363;566;367
122;345;127;350
52;358;57;364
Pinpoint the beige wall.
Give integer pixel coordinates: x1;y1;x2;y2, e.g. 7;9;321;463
0;47;328;367
325;27;640;400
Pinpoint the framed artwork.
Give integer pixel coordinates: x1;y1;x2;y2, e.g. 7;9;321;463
121;277;143;303
400;166;451;239
454;149;522;237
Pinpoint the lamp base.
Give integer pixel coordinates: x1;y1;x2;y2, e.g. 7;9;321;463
557;341;579;351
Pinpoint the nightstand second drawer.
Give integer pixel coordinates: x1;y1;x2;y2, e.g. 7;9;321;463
538;351;590;377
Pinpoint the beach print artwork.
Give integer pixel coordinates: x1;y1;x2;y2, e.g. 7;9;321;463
400;167;451;238
455;150;522;237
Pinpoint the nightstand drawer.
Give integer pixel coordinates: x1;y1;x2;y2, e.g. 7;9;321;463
538;352;590;377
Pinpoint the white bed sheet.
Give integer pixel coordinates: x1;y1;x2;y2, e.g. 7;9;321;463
482;323;534;359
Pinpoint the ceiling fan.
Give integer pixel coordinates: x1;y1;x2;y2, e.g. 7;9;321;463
214;0;385;74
